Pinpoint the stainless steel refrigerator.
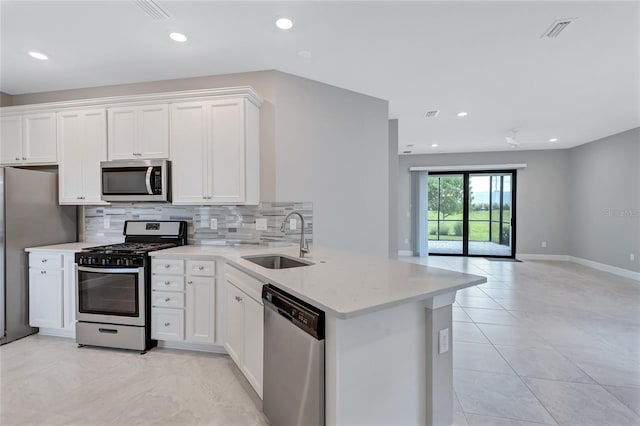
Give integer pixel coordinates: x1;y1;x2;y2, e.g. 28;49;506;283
0;167;77;344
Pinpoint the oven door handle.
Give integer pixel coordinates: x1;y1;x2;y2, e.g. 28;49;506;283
145;166;153;195
78;266;143;274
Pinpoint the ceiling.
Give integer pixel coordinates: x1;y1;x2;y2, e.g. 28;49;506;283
1;1;638;154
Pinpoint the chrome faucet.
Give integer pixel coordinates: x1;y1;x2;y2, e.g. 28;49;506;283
281;211;309;258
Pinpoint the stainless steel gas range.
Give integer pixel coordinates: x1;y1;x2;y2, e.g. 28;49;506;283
75;220;187;353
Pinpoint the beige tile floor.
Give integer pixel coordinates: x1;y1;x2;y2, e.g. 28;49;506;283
405;256;640;426
1;257;638;425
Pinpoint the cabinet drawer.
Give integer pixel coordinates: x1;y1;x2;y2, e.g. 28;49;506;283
152;275;184;291
29;253;62;269
225;263;265;303
187;259;216;277
152;308;184;341
152;291;185;308
152;258;184;275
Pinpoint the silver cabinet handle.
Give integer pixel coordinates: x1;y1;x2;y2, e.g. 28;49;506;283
164;298;170;302
187;280;193;285
22;157;27;160
164;322;170;327
15;157;20;161
164;264;170;269
164;281;171;285
41;259;48;263
198;266;204;270
41;270;47;274
235;295;242;302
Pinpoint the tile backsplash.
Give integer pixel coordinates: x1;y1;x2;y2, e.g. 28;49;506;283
82;202;312;246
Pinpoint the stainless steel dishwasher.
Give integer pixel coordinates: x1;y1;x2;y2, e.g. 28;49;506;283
262;284;325;426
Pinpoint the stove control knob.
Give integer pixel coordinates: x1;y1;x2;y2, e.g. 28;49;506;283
124;258;131;266
100;258;107;266
90;257;97;265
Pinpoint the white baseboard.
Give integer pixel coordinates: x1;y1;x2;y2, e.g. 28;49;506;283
398;250;414;257
516;253;569;261
568;256;640;281
158;340;227;354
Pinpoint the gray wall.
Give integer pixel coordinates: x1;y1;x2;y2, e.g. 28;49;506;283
388;119;399;258
0;91;12;106
398;150;571;256
272;73;389;256
569;128;640;272
11;70;391;257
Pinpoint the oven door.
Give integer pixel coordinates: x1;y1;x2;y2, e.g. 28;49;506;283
76;266;146;326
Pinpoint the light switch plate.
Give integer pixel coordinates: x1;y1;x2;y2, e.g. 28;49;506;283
289;217;297;230
209;218;218;230
439;328;449;354
256;218;268;231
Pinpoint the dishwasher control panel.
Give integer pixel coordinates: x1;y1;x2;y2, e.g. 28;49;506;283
263;284;325;339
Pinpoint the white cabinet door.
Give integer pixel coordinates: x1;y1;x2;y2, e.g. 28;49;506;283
242;295;264;398
138;104;169;159
58;109;107;204
107;107;137;160
185;277;215;344
0;115;23;164
63;255;76;330
108;104;169;160
208;99;245;204
29;268;63;328
170;102;209;204
224;281;244;366
22;112;57;163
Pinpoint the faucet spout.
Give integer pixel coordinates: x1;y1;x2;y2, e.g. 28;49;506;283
281;211;309;258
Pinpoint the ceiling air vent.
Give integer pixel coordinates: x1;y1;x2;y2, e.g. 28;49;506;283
424;110;440;118
541;18;576;38
135;0;172;20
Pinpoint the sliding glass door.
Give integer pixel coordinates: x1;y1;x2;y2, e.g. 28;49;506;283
427;170;516;258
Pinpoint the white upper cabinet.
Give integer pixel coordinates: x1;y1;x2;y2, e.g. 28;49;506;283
170;98;259;205
0;112;57;165
58;109;108;205
107;104;169;160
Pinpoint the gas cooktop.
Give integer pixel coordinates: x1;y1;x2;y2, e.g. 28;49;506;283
83;242;178;255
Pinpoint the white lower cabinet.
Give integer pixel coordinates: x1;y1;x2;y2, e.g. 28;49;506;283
28;252;78;336
151;258;216;344
224;264;264;398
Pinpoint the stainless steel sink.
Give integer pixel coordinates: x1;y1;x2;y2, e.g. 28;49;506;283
242;254;313;269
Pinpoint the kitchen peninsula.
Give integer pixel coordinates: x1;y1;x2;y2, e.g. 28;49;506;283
151;244;486;426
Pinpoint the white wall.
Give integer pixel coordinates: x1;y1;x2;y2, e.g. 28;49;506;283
569;128;640;272
273;73;390;256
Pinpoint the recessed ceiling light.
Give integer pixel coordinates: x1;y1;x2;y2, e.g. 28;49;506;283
548;137;558;142
457;111;468;117
275;18;294;30
431;143;439;148
169;32;187;42
28;51;48;60
403;150;412;154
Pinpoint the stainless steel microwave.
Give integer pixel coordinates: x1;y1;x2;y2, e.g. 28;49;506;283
101;160;170;202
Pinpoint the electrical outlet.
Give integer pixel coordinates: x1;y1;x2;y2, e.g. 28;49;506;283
209;218;218;230
289;217;297;230
103;216;110;229
541;241;547;248
631;253;636;261
256;218;267;231
438;328;449;354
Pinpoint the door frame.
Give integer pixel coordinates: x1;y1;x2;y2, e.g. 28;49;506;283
427;169;517;259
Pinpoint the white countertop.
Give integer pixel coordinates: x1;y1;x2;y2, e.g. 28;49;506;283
25;242;100;253
150;245;486;319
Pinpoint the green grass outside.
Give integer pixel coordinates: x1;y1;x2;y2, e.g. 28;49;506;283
428;210;510;242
